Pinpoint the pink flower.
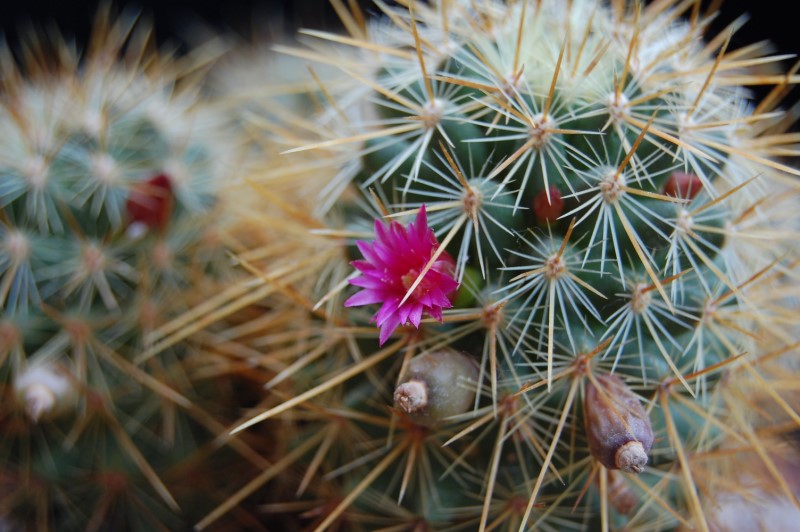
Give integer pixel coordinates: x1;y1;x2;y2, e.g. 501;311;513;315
345;206;458;345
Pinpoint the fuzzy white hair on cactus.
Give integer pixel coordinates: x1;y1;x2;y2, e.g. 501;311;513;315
13;362;77;422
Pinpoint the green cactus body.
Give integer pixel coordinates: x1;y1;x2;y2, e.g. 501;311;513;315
2;1;798;531
0;12;251;530
219;1;800;531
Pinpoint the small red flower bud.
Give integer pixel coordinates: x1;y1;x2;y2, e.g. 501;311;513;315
584;374;654;473
532;186;564;224
126;173;173;231
663;172;703;199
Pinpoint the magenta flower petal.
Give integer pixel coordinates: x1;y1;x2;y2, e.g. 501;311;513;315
350;276;386;290
396;303;412;327
379;313;403;346
408;303;424;328
345;205;458;345
375;298;401;327
344;290;384;307
427;306;443;322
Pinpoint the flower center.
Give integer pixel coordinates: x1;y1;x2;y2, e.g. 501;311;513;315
401;268;427;298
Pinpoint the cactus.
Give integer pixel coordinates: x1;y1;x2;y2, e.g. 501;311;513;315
1;1;798;531
211;1;800;531
0;9;271;530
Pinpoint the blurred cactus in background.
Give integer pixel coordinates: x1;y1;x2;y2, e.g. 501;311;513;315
0;7;278;530
2;0;799;530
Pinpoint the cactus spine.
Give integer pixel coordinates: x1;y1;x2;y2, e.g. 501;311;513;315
219;1;800;531
0;10;267;529
1;1;798;531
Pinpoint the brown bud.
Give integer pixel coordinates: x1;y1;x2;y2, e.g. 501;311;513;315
394;350;479;427
584;374;653;473
607;470;638;515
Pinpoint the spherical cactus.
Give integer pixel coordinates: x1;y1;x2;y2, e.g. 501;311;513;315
0;9;254;530
3;1;797;531
217;1;800;530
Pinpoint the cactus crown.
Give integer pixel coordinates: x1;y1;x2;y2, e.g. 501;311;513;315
222;1;800;530
0;9;244;528
1;1;798;531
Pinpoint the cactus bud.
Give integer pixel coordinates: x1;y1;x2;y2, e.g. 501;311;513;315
532;186;565;225
393;350;479;427
607;470;638;515
13;362;77;422
663;171;703;199
584;374;653;473
126;173;173;233
394;380;429;414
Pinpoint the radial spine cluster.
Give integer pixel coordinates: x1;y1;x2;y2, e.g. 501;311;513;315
1;1;799;531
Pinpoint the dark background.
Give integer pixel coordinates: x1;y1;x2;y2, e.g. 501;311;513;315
0;0;795;103
0;1;392;44
0;1;795;51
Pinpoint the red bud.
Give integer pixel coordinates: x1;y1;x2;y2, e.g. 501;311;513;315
663;172;703;199
126;174;173;231
533;186;564;224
